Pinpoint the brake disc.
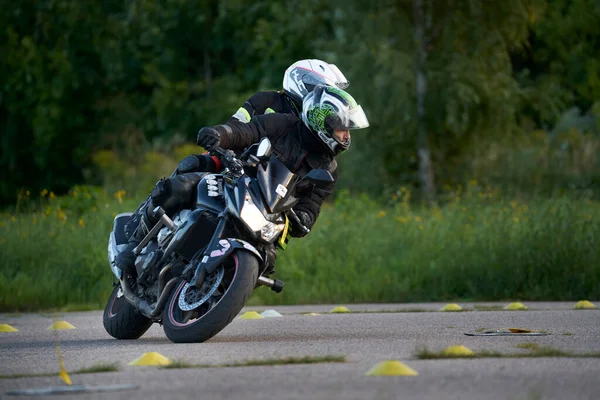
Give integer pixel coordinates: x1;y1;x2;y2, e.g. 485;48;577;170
178;266;225;311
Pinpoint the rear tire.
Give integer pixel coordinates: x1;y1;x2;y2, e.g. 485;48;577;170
162;251;259;343
103;284;153;340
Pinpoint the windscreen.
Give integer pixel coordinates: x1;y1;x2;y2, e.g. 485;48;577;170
256;157;298;214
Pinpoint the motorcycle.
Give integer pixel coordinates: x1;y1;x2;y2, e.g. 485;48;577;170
102;137;334;343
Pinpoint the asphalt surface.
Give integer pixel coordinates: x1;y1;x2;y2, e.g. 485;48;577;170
1;302;599;400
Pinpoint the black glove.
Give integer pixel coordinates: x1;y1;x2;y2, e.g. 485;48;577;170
196;127;221;149
289;210;312;238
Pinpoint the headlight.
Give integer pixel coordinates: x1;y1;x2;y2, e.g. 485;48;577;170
239;193;285;242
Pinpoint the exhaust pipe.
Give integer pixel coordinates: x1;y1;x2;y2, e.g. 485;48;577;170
120;275;180;319
257;276;284;293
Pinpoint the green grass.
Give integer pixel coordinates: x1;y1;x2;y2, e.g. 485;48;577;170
72;363;120;374
162;355;346;369
415;345;600;359
514;342;541;351
1;183;600;311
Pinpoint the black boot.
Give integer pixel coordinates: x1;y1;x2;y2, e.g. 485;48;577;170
116;208;157;277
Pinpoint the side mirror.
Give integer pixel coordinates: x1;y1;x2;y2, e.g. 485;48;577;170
256;137;272;158
303;169;335;184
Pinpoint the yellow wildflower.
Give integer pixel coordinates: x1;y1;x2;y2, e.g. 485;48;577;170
114;189;126;204
41;189;48;197
78;218;85;227
376;211;386;218
49;191;55;199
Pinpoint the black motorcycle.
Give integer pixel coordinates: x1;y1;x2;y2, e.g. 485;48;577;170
103;138;333;343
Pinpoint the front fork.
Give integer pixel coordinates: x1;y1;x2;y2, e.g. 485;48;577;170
185;214;228;288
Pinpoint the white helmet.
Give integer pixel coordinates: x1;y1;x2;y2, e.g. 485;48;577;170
282;59;350;105
302;84;369;156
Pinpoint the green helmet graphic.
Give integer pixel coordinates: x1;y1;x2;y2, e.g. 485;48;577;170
302;85;369;155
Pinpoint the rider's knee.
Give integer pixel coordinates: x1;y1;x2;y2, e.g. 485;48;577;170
177;155;202;174
150;173;204;215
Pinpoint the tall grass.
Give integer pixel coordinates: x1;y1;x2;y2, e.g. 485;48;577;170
1;181;598;311
254;185;600;304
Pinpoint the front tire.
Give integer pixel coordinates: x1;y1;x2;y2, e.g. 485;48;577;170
103;284;153;340
162;251;259;343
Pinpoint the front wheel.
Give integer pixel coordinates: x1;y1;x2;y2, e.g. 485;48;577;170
103;284;153;339
162;251;259;343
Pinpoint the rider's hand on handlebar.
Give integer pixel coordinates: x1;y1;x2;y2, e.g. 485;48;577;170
289;209;311;237
196;127;221;149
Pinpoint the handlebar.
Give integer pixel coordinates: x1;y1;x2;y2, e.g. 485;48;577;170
206;145;245;174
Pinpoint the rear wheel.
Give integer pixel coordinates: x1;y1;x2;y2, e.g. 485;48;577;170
103;284;153;340
162;251;259;343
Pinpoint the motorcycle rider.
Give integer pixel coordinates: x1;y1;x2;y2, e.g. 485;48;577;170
123;59;349;246
116;84;369;277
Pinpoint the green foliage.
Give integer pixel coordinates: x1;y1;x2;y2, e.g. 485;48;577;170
2;0;600;204
1;0;600;315
254;188;600;305
1;186;599;311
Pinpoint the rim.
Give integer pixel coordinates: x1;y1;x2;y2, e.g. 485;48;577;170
168;255;239;327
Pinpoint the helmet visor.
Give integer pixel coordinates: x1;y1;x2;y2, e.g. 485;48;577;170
302;73;322;93
343;105;370;130
325;104;370;132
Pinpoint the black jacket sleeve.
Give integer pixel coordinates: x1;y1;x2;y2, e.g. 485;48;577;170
228;91;282;123
215;113;298;152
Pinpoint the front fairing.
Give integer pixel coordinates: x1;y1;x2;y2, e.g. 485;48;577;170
256;156;299;213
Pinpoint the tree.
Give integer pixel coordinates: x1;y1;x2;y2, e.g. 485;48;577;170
413;0;436;202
